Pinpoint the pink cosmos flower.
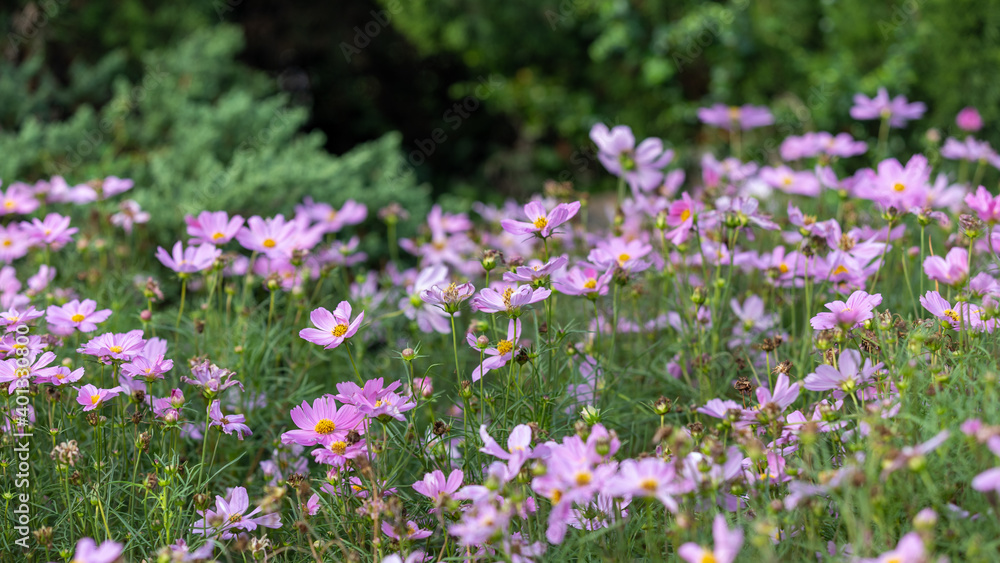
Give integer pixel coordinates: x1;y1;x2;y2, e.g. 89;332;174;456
804;349;883;394
281;395;365;446
678;515;744;563
956;106;983;132
334;377;402;407
381;520;432;541
698;103;773;130
400;265;452;334
500;200;581;238
480;423;535;474
858;532;925;563
919;291;985;331
296;197;368;233
75;384;124;411
236;215;298;257
299;302;364;349
589;123;674;192
608;457;695;512
420;281;475;314
413;469;464;504
965;185;1000;223
22;213;77;249
881;430;950;477
0;352;61;393
471;284;551;316
46;299;112;334
971;437;1000;494
502;256;568;284
0;306;44;332
552;263;613;299
923;247;968;287
665;192;702;245
122;353;174;381
467;319;521;381
850;88;926;128
185;210;245;245
0;223;29;263
67;537;124;563
854;155;932;209
588;237;652;273
940;137;999;165
39;366;85;386
355;390;415;422
110;200;150;233
810;291;882;330
182;360;244;396
78;330;146;362
750;373;800;418
156;241;221;274
209;399;252;439
758;165;822;197
191;486;281;539
0;182;40;215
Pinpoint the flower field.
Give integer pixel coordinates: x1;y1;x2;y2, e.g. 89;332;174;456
4;93;1000;562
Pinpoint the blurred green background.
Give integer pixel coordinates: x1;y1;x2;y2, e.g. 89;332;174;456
2;0;999;229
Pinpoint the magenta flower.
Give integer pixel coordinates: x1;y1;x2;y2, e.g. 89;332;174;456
156;241;221;274
40;366;85;386
0;224;29;264
413;468;464;504
608;457;694;512
191;486;281;539
236;214;298;256
209;399;252;439
0;352;60;393
78;330;146;362
678;515;744;563
479;423;535;476
500;200;581;238
46;299;112;334
697;103;773;130
420;281;475;314
881;430;950;477
110;200;150;233
299;302;364;349
553;264;613;299
468;319;521;381
75;384;124;411
850;88;926;128
281;395;365;446
472;283;551;317
940;137;999;165
956;106;983;132
67;537;124;563
122;354;173;381
810;291;882;330
804;349;883;394
589;123;674;192
356;390;415;422
665;192;702;245
854;155;932;209
971;437;1000;494
0;306;43;332
381;520;432;541
753;373;800;414
923;247;968;287
588;237;653;273
965;185;1000;223
22;213;77;249
400;265;452;334
502;256;569;284
919;291;985;331
0;182;40;215
185;210;245;245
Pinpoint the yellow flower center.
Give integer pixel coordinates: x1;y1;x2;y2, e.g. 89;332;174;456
3;200;14;208
943;309;960;322
551;489;562;504
533;216;548;230
832;265;848;275
90;395;101;405
640;478;658;492
263;238;276;248
212;232;225;240
71;314;86;323
109;346;123;353
329;441;347;456
228;513;242;523
497;339;514;355
701;553;718;563
314;419;337;434
778;263;789;274
331;324;348;337
374;399;384;408
618;253;631;264
583;278;597;289
680;209;691;222
892;182;906;192
782;177;793;186
728;106;741;120
502;287;514;307
1;240;10;247
575;471;592;486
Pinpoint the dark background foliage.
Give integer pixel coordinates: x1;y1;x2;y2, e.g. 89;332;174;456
3;0;1000;206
